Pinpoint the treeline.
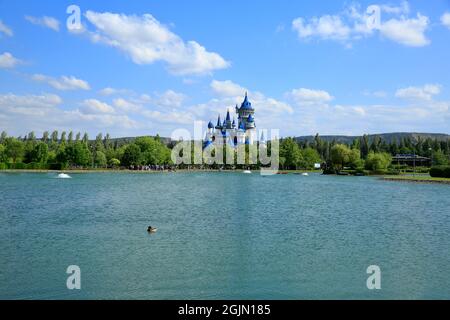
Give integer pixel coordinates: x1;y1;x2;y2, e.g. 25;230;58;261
1;131;450;172
279;134;450;172
0;130;171;170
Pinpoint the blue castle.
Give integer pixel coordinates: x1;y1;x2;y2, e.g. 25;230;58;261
204;92;261;148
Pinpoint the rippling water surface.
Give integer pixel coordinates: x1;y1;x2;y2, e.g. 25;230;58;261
1;172;449;299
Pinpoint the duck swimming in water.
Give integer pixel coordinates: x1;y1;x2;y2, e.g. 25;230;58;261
147;226;158;233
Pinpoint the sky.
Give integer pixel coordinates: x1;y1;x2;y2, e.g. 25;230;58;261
1;0;450;138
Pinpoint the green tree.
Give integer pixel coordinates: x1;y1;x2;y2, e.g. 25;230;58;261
82;133;89;145
432;150;448;166
68;131;74;144
122;144;142;166
60;131;67;145
64;142;91;167
300;147;321;169
27;131;36;142
365;152;392;171
280;138;302;169
348;148;363;169
109;158;121;168
104;133;111;149
360;135;369;159
30;142;49;163
51;130;59;143
330;144;351;171
0;131;7;144
0;144;7;162
94;150;107;167
42;131;49;144
5;138;25;163
135;136;171;165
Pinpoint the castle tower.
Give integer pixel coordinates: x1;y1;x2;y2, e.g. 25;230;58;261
246;114;256;145
236;92;255;131
206;120;214;142
205;93;256;149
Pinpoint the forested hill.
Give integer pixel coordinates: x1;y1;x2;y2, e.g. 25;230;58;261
103;132;450;146
108;136;173;147
295;133;450;144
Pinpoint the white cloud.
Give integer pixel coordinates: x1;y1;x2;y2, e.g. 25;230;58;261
380;1;410;14
25;15;60;32
0;93;62;116
292;15;351;41
113;98;142;113
187;80;294;134
84;11;230;75
80;99;115;114
99;87;117;96
211;80;246;97
379;14;429;47
0;52;22;68
0;93;139;136
287;88;334;105
441;12;450;29
395;84;441;101
155;90;186;107
0;20;13;37
292;3;430;47
32;74;91;91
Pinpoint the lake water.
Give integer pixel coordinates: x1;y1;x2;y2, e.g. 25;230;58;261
1;172;449;299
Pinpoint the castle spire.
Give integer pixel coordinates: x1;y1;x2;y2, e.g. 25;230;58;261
216;114;222;129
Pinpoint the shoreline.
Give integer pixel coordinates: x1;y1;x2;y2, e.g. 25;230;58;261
0;169;323;174
4;170;449;186
381;176;450;185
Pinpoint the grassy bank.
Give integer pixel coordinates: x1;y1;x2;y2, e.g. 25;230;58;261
382;175;450;184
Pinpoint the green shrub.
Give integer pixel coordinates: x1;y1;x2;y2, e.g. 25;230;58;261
0;163;7;170
444;167;450;178
386;169;400;175
430;166;446;178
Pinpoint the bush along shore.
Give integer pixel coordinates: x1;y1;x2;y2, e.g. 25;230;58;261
0;131;449;176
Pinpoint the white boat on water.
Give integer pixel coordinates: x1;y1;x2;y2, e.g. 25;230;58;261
57;173;71;179
302;173;309;176
243;170;252;174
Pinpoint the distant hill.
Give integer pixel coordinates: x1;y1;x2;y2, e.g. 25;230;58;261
294;132;450;144
108;136;173;147
104;132;450;147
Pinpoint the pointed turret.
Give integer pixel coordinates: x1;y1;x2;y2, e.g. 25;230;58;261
215;115;222;129
246;114;255;129
260;131;266;144
240;91;253;110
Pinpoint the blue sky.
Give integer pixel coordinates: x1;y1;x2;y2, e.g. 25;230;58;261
1;0;450;138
